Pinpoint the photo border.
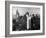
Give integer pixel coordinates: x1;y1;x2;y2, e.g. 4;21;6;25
5;1;45;37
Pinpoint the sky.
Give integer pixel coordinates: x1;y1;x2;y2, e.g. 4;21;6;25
12;7;40;16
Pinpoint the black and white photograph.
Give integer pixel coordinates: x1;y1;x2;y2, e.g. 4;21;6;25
12;7;40;31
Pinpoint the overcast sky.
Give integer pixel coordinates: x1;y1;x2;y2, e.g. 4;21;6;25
12;7;40;16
